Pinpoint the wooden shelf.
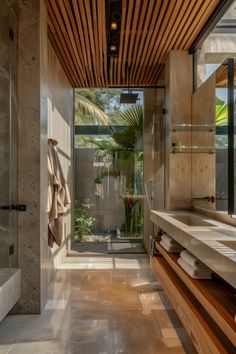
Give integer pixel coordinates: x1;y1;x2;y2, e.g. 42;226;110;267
154;241;236;348
150;256;235;354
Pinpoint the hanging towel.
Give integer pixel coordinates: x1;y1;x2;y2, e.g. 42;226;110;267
180;250;209;269
177;257;212;279
47;139;70;247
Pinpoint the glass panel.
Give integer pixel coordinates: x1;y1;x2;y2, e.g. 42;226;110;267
0;1;11;273
215;62;229;211
195;0;236;88
74;89;144;252
10;8;18;268
191;62;231;212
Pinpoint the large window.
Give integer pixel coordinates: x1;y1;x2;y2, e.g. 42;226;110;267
74;89;144;247
195;1;236;88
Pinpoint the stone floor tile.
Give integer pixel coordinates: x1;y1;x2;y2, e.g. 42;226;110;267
0;255;195;354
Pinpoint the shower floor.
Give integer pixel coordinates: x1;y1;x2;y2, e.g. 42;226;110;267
71;240;146;255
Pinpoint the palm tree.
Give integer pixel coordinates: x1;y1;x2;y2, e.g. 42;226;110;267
75;91;110;125
88;104;144;237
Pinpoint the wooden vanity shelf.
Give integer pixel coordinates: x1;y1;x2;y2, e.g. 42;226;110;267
150;241;236;354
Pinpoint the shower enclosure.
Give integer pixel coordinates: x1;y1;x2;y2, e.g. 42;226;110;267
74;89;145;253
0;0;21;321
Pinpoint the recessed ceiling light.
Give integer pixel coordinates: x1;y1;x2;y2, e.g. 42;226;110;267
110;45;117;51
111;22;118;30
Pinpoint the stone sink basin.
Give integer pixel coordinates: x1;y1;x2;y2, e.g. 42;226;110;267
170;214;214;227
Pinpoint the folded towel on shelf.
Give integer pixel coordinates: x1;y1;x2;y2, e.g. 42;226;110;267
160;239;184;253
180;250;208;269
161;233;180;246
177;257;212;279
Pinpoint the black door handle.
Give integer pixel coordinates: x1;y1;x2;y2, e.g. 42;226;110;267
0;204;26;211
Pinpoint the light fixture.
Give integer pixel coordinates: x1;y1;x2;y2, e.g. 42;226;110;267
107;0;121;57
111;22;118;30
110;45;117;52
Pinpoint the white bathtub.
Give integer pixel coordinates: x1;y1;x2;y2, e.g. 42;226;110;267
0;269;21;322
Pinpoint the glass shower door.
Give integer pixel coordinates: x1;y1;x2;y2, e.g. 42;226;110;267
0;1;18;274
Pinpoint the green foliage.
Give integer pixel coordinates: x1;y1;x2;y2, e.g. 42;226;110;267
75;92;109;125
74;92;144;239
75;88;123;125
216;96;228;126
74;202;95;241
111;105;143;149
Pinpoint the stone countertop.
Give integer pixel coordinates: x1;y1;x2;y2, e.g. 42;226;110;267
150;210;236;289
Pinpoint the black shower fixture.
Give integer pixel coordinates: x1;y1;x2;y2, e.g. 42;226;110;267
107;0;122;57
120;91;139;104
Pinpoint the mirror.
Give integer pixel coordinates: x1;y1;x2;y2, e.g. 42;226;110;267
191;59;235;213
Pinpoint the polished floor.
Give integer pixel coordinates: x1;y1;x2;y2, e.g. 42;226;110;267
0;255;197;354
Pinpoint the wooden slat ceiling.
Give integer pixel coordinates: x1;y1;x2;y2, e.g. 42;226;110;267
45;0;220;88
215;62;236;87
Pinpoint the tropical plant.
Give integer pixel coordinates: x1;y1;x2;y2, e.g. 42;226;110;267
75;88;124;125
74;202;95;241
216;96;227;126
111;104;143;149
85;104;144;237
75;92;109;125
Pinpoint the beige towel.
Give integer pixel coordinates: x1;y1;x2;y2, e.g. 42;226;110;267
48;139;70;247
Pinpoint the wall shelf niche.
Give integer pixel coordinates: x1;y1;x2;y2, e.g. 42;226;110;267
170;124;215;132
171;145;215;154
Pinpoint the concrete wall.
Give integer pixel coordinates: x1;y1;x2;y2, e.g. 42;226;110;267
75;149;125;232
47;41;73;269
165;51;193;210
11;0;73;314
13;0;48;313
191;74;216;211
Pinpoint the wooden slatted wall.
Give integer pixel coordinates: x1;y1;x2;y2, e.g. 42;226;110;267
45;0;220;87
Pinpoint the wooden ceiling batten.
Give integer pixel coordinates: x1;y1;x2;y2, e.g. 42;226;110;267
131;0;156;85
55;0;86;85
134;0;162;85
158;0;196;64
91;0;101;86
101;0;108;85
117;0;127;85
122;0;134;83
129;0;149;84
60;0;87;85
45;0;83;86
184;1;220;49
45;0;221;87
175;0;213;49
97;0;106;86
145;0;177;84
150;0;192;83
138;0;169;85
127;0;141;67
